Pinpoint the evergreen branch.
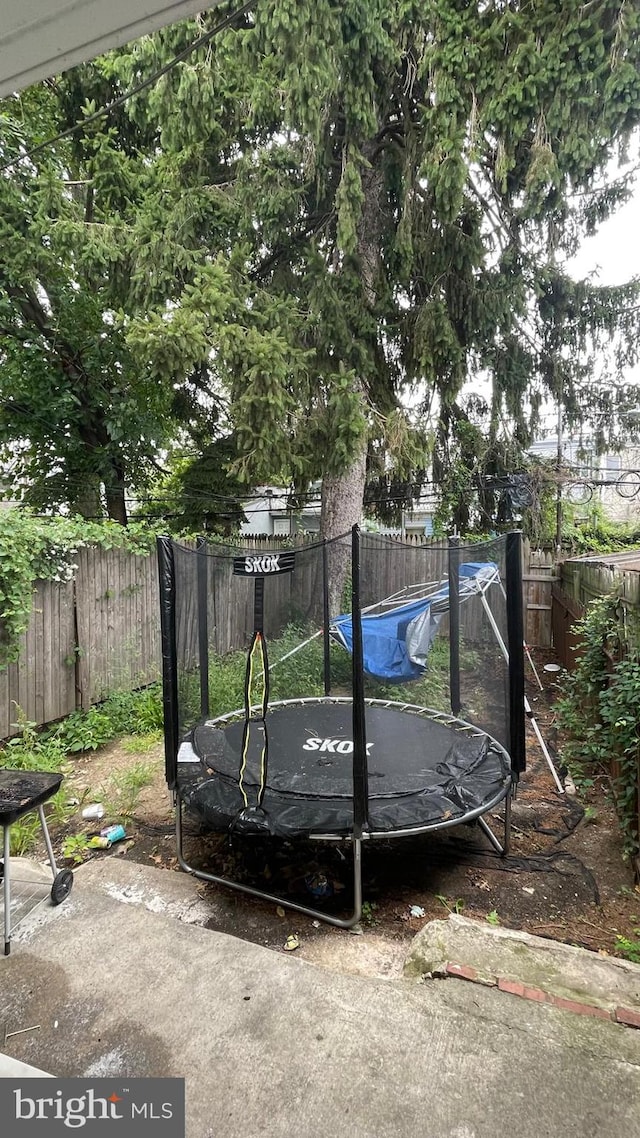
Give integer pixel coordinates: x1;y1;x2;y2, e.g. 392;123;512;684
0;0;255;174
250;211;336;280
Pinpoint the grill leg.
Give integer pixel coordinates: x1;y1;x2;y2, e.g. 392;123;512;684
37;805;59;878
3;824;10;956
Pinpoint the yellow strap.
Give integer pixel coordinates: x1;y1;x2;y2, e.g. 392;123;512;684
238;633;268;808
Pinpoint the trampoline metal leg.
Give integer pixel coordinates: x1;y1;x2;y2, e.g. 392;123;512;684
175;800;364;929
476;815;505;857
3;824;10;956
503;787;512;857
476;781;511;859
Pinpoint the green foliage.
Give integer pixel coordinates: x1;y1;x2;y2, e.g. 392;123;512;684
1;709;71;854
360;901;378;926
0;511;157;664
561;514;640;557
4;2;640;535
177;620;455;731
51;684;163;752
0;685;161;854
436;895;465;915
556;596;640;861
122;730;163;754
100;762;155;821
10;814;41;857
62;833;91;864
615;932;640;964
144;438;248;535
3;708;68;771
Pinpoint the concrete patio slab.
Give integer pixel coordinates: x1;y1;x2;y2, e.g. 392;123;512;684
0;858;639;1138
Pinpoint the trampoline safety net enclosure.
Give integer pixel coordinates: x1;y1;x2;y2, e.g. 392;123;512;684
158;529;526;924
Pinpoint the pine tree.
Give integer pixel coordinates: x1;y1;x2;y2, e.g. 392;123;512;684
116;0;640;533
3;2;640;533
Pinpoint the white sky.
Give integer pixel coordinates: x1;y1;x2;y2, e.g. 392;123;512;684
567;172;640;285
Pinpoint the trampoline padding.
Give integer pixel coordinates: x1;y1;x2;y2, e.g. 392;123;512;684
177;702;510;838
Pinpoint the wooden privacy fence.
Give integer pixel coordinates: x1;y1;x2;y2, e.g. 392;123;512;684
0;548;162;739
551;584;585;671
554;553;640;669
522;543;556;652
1;533;552;739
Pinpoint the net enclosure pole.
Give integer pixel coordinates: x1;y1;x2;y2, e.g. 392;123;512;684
351;526;369;835
505;532;526;778
323;539;331;696
157;537;180;790
196;537;210;720
448;536;461;717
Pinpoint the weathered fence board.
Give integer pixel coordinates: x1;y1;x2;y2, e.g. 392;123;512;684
551;583;585;671
1;533;552;738
522;543;555;650
0;580;77;738
74;547;163;706
559;553;640;657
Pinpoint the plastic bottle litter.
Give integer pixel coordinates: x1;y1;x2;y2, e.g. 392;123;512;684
81;803;105;821
304;872;333;898
99;824;126;843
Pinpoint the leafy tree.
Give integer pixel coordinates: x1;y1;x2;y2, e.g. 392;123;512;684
0;79;177;521
4;2;640;536
114;0;640;535
141;437;248;534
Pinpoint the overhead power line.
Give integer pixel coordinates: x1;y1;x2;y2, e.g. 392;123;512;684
0;1;254;174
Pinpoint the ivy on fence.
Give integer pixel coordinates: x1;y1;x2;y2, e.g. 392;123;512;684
556;595;640;864
0;511;157;666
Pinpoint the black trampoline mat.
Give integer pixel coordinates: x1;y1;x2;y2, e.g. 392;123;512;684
178;700;511;838
194;703;491;795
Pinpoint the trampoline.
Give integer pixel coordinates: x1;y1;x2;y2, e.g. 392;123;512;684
158;528;526;927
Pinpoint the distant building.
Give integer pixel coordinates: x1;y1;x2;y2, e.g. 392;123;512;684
240;488;321;536
529;437;640;525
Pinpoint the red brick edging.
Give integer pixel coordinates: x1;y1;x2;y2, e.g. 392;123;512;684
443;962;639;1028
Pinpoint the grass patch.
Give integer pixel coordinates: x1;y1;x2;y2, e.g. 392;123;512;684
0;688;164;855
121;730;163;754
98;762;155;822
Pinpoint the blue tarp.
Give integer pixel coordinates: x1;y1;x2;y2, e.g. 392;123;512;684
331;562;498;683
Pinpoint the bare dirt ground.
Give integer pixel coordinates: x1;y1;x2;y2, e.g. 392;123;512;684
50;658;640;975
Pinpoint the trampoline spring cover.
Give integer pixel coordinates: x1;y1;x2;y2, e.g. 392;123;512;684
176;698;510;839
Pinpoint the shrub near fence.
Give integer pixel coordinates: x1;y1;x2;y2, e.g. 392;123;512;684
0;532;552;738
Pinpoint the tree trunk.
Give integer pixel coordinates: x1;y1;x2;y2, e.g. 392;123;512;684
321;438;368;616
69;480;102;520
104;458;128;525
319;139;385;609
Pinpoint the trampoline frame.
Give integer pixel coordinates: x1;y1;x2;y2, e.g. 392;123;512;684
174;696;513;928
159;528;525;928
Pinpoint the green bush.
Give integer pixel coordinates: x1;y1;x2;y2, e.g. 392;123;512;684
49;685;163;752
556;595;640;862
